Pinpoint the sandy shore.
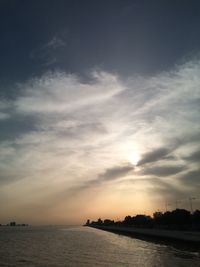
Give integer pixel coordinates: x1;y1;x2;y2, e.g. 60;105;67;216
90;225;200;244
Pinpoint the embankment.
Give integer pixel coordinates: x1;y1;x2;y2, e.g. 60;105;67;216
89;225;200;245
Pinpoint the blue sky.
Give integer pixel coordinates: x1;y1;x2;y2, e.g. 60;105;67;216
0;1;200;224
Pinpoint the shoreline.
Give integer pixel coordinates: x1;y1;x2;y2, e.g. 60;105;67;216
88;225;200;246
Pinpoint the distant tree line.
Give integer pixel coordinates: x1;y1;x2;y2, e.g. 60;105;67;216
85;209;200;231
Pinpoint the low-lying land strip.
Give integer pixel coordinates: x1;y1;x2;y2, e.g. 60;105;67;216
89;225;200;245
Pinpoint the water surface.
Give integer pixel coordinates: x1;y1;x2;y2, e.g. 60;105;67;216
0;226;199;266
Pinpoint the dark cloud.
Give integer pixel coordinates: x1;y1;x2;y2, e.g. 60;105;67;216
140;165;186;177
171;132;200;148
179;169;200;186
137;147;171;166
99;164;134;181
183;150;200;163
134;133;200;168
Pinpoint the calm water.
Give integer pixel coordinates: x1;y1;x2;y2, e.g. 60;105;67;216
0;226;200;267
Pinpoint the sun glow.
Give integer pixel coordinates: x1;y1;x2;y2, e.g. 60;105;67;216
127;152;140;166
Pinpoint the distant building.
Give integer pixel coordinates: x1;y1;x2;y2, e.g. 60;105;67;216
86;219;90;225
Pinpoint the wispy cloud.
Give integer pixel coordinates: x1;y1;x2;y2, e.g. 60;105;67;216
0;112;9;120
0;100;10;120
46;36;66;49
15;71;123;114
64;163;134;195
30;33;67;66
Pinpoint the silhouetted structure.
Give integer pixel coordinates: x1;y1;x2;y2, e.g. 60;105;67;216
85;219;90;226
0;221;28;226
85;209;200;231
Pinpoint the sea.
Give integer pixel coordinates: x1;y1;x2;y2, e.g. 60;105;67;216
0;225;200;267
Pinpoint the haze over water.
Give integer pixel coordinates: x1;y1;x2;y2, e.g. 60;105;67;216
0;226;200;267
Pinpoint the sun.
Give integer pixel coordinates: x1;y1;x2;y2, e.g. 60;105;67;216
128;152;140;166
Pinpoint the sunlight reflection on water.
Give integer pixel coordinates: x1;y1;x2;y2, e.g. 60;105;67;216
0;226;199;267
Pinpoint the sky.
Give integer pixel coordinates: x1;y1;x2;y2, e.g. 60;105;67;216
0;0;200;225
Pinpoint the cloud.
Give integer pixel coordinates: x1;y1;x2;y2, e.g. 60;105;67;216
30;34;67;66
179;169;200;187
140;164;186;177
0;100;10;120
137;147;171;166
99;164;134;181
43;163;135;207
79;163;134;189
15;71;123;114
183;150;200;163
46;36;66;49
0;112;9;120
1;58;200;223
